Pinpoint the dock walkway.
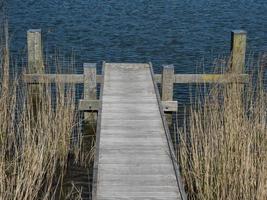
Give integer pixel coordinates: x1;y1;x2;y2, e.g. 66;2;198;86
94;63;184;200
23;29;249;200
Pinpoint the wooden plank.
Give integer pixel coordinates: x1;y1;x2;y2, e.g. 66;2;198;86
97;197;178;200
80;100;177;112
78;100;100;111
175;73;249;83
97;163;174;175
154;73;249;83
94;63;184;200
162;101;177;112
23;73;248;84
98;185;179;193
99;155;172;165
98;175;177;187
23;73;103;84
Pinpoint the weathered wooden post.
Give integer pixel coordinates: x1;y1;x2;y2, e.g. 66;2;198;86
161;65;175;125
83;63;97;132
27;29;44;73
231;30;247;74
1;20;9;92
229;30;247;109
27;29;44;116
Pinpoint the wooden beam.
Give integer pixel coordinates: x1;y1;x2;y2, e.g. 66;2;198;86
162;101;177;112
154;74;248;84
78;100;100;111
23;73;248;84
175;74;249;83
23;74;83;83
23;74;103;84
78;100;175;112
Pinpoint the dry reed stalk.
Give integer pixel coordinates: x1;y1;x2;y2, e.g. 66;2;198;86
0;27;93;199
177;59;267;200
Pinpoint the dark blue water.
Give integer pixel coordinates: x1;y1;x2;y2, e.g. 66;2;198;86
8;0;267;71
7;0;267;103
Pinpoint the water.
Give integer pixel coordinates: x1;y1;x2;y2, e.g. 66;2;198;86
6;0;267;102
7;0;267;71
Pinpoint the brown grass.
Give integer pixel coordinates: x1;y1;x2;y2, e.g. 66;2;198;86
177;59;267;199
0;26;94;199
0;77;85;199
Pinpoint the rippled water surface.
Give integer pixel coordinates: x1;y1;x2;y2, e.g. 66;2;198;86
8;0;267;72
7;0;267;103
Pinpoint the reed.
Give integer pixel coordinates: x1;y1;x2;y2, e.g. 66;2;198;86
0;76;83;199
0;27;93;200
177;58;267;199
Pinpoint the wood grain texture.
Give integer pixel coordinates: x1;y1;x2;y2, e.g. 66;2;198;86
95;63;183;200
154;74;249;84
83;63;97;122
27;29;44;73
231;30;247;73
23;74;103;84
161;65;174;101
23;73;248;84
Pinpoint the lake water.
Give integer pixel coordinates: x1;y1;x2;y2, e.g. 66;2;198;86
7;0;267;102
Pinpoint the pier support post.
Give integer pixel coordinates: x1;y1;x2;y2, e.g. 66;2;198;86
27;29;44;73
83;63;97;133
229;30;247;109
1;20;9;92
27;29;44;115
231;30;247;74
161;65;175;125
230;31;247;83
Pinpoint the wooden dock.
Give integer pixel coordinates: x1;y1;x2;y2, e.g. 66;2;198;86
93;63;185;199
23;29;249;200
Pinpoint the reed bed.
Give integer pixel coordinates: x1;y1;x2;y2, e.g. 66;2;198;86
0;76;83;199
0;31;95;199
177;59;267;199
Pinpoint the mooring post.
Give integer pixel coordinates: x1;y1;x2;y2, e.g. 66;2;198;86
27;29;44;73
161;65;175;125
27;29;45;118
83;63;97;132
230;30;247;105
231;30;247;73
2;20;9;92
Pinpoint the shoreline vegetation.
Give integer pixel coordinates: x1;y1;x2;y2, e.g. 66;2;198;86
0;22;96;199
1;14;267;200
176;57;267;199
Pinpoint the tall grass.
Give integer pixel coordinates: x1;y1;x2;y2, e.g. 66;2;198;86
0;26;94;199
0;76;84;199
178;59;267;199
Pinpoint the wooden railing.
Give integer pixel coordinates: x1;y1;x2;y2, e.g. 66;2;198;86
23;29;248;122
